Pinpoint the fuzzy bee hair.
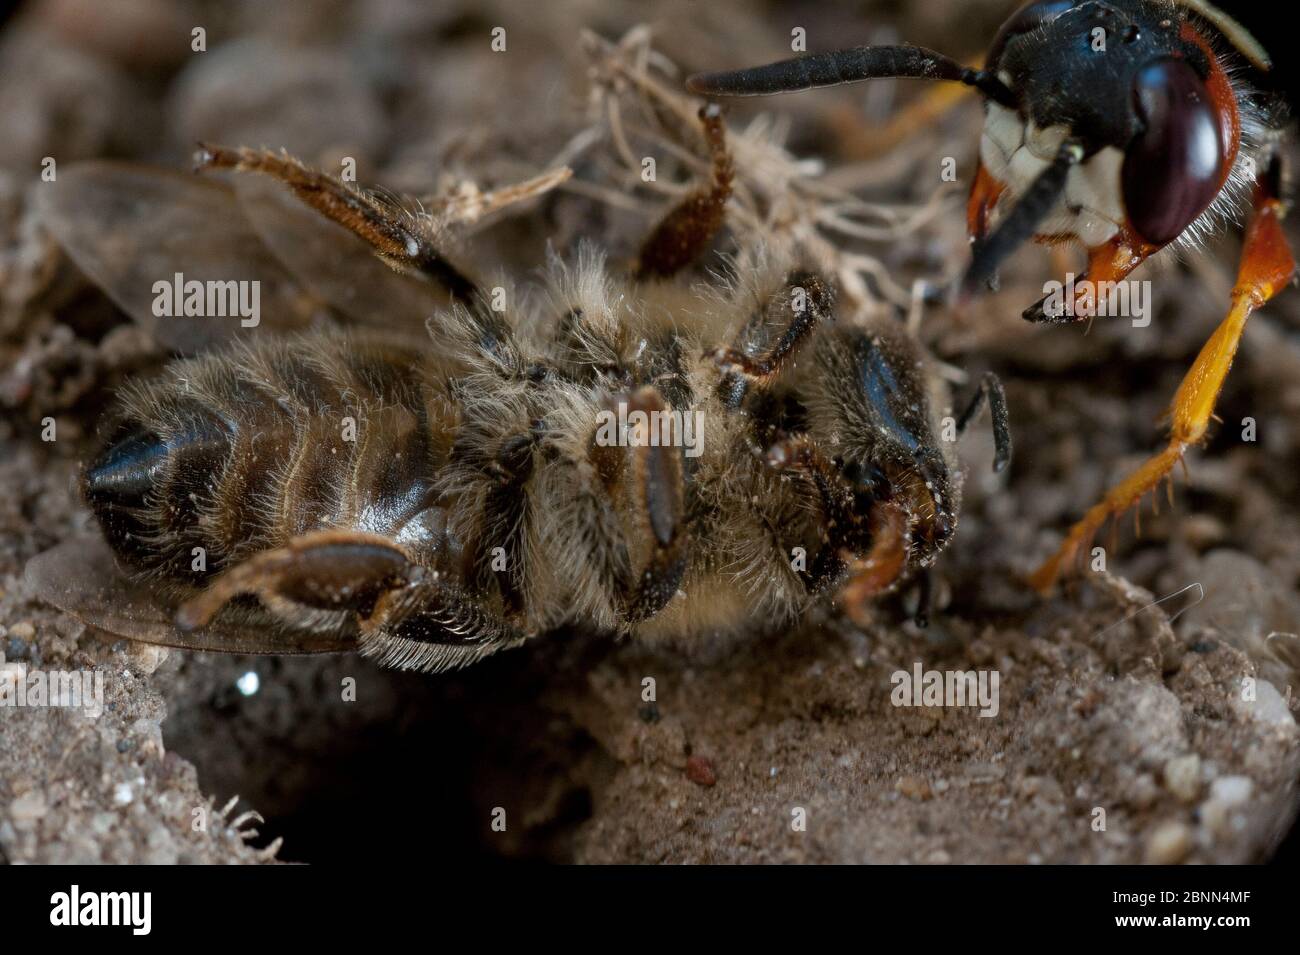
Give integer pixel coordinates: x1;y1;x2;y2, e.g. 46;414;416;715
42;89;1011;673
81;237;995;673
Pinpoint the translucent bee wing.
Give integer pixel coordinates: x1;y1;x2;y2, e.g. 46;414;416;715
24;537;358;655
34;161;321;354
1266;631;1300;674
231;173;445;332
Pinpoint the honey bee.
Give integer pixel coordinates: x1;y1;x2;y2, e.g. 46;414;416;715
26;107;1011;672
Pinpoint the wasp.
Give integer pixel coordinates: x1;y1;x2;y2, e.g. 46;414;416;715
687;0;1297;589
27;105;1011;672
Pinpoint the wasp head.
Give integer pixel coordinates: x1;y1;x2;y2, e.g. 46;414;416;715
980;0;1247;255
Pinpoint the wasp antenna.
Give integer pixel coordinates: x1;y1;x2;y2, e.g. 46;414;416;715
961;141;1084;300
1175;0;1271;71
686;45;1016;109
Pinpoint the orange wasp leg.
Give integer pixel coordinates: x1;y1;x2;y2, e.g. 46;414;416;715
835;80;973;161
1031;173;1296;591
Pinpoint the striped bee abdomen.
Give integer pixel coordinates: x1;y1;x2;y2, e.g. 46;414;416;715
83;334;451;586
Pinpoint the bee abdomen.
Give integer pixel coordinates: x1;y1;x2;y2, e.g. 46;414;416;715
86;335;446;584
84;414;232;574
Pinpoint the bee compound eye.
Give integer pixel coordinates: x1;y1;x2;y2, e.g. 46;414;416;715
1121;58;1225;247
987;0;1076;69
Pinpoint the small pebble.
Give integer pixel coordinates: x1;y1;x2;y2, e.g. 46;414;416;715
1241;681;1295;728
126;643;168;675
1201;799;1231;837
1163;754;1201;803
1128;773;1160;810
1181;514;1226;550
685;755;716;787
1209;776;1253;808
10;792;47;825
1145;821;1192;864
112;782;134;806
896;775;933;801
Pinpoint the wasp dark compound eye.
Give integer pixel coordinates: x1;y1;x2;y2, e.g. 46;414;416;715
1122;57;1225;246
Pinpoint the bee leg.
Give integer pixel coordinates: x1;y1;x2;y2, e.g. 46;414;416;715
912;568;934;629
955;371;1013;471
1031;164;1296;591
357;579;529;672
473;428;540;617
764;435;858;596
634;104;734;280
839;502;911;627
176;529;527;670
765;434;910;622
174;530;415;632
193;144;480;304
713;269;836;409
599;387;689;622
802;546;850;597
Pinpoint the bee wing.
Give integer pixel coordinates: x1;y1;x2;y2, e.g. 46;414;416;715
25;537;358;656
1267;631;1300;674
35;161;321;354
230;173;445;332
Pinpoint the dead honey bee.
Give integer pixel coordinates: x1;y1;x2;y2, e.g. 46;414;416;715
27;107;1011;672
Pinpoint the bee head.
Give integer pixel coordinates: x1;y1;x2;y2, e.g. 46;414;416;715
814;324;961;569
